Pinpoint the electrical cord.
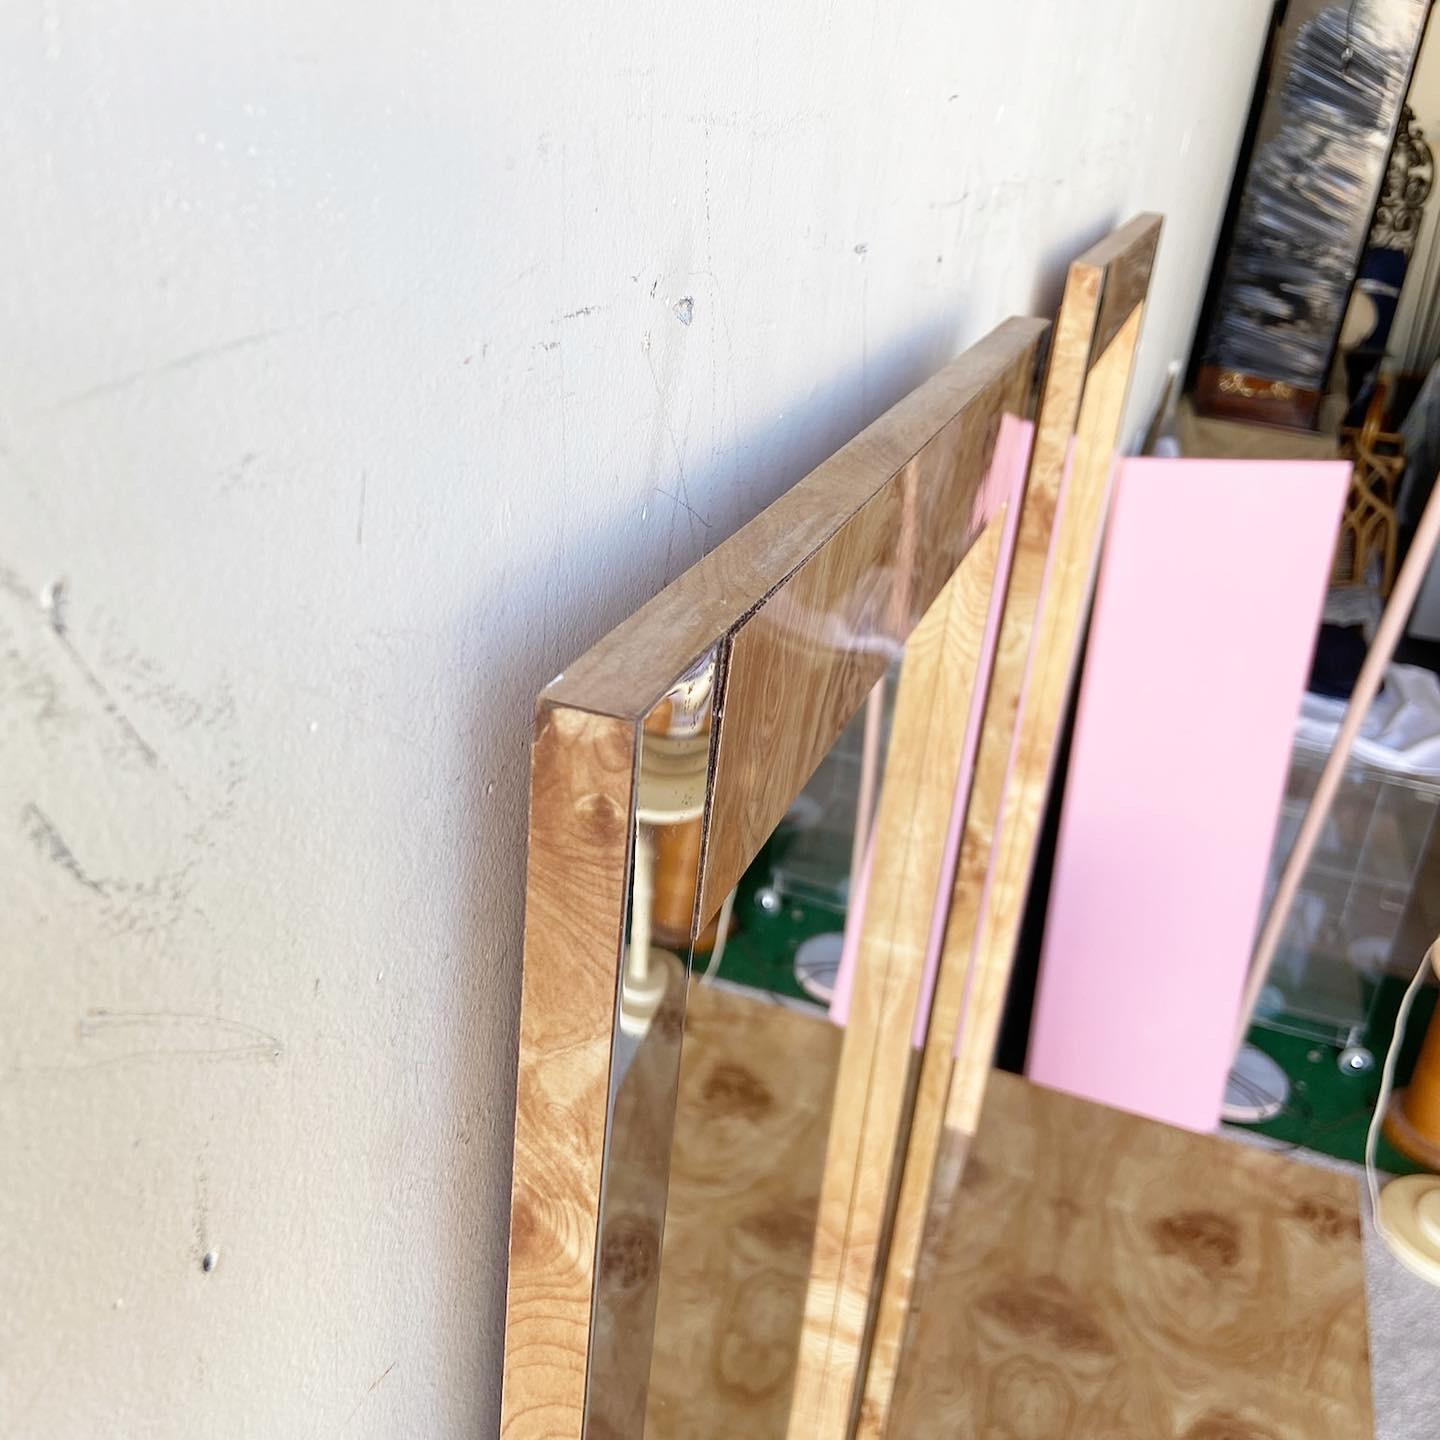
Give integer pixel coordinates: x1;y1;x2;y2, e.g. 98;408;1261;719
1225;1046;1374;1140
1365;937;1436;1247
699;885;738;985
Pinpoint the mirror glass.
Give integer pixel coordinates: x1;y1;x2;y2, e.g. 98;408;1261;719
641;672;897;1438
586;646;720;1435
584;619;925;1438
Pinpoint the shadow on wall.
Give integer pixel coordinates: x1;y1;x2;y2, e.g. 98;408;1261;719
1027;212;1120;337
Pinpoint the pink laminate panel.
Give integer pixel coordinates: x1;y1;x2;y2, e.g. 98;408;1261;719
1027;457;1350;1131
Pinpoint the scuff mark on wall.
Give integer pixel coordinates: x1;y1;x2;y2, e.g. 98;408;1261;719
41;576;69;636
0;563;164;769
20;801;106;893
40;305;362;416
2;1012;284;1082
57;625;164;769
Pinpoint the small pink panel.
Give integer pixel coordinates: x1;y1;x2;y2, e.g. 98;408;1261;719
1027;457;1349;1131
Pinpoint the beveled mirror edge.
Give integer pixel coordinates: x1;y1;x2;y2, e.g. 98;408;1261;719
584;644;723;1436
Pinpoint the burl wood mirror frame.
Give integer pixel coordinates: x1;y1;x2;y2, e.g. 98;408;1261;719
501;214;1160;1440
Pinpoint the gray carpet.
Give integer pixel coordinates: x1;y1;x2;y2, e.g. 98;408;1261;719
1363;1218;1440;1440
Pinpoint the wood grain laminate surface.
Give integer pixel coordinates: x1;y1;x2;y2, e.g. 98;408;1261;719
502;705;638;1440
891;1072;1372;1440
503;314;1047;1439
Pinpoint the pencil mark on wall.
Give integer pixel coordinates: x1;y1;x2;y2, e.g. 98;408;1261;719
76;1011;283;1066
220;450;261;496
0;563;162;766
21;802;106;893
653;488;712;534
335;1360;399;1433
193;1156;212;1271
47;327;295;411
506;261;542;292
643;348;708;581
561;304;603;320
0;558;192;771
97;631;236;740
43;306;362;414
2;559;253;969
0;563;34;604
0;628;63;727
60;634;160;767
4;1011;284;1083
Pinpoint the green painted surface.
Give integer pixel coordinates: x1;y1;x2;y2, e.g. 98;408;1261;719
1229;973;1437;1173
706;824;843;1009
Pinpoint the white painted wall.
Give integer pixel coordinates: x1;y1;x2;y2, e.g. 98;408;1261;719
0;4;1269;1433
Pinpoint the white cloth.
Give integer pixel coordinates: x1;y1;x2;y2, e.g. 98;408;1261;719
1297;663;1440;776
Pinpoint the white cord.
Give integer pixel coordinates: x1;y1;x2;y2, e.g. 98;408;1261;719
700;886;738;985
1365;937;1438;1246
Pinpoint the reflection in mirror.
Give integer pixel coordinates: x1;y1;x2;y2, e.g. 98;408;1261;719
710;675;894;1008
640;669;898;1440
586;645;901;1438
